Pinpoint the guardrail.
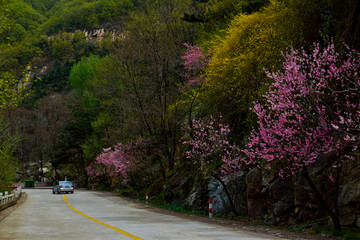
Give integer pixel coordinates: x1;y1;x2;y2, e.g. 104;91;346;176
0;186;22;211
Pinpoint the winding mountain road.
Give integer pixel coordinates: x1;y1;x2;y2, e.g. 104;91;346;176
0;189;285;240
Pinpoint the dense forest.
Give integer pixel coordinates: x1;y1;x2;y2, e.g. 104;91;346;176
1;0;360;234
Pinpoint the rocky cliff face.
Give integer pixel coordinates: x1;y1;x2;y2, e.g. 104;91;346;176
82;28;126;41
180;158;360;227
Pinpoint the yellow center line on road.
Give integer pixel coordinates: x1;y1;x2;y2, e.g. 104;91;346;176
63;195;143;240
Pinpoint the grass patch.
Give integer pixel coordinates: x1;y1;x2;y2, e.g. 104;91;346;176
249;219;272;227
111;189;123;195
290;219;360;239
141;198;204;215
342;229;360;240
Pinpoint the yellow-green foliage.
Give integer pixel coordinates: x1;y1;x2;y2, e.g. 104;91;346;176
48;33;75;61
0;71;30;110
42;0;134;34
0;0;46;44
202;1;304;133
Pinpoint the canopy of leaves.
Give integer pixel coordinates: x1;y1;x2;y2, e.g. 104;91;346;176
23;0;59;14
0;0;46;44
42;0;135;35
69;55;99;90
198;1;303;141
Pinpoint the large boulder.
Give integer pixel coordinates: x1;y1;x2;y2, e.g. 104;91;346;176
246;168;264;220
183;171;247;216
338;161;360;226
225;171;247;216
263;177;294;225
208;171;247;216
183;185;207;212
293;172;327;223
164;174;195;203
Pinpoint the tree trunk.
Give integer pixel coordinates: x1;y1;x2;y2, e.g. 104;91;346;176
302;166;342;230
213;175;240;216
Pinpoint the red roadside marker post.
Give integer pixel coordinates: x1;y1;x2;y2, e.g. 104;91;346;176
209;198;213;218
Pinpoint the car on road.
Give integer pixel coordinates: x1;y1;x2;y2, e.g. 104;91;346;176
53;181;74;194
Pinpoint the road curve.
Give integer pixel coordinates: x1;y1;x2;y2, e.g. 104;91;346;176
0;189;284;240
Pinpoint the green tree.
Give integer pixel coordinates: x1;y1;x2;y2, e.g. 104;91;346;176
0;49;30;190
0;119;20;191
0;71;30;109
0;0;45;44
198;1;305;141
23;0;58;14
57;55;124;184
42;0;135;35
112;0;200;174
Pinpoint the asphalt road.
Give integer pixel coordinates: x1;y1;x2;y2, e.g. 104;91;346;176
0;189;284;240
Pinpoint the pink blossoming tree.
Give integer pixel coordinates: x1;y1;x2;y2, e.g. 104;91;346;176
87;143;133;187
183;42;359;229
182;43;210;87
239;42;360;230
184;115;241;215
181;44;210;133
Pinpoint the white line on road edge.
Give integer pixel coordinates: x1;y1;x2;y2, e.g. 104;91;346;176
63;195;143;240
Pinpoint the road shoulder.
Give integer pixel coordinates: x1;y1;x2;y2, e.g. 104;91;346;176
99;191;336;240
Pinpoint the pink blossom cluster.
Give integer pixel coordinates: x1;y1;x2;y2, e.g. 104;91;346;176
241;42;360;179
182;43;210;86
184;115;243;174
87;143;133;182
